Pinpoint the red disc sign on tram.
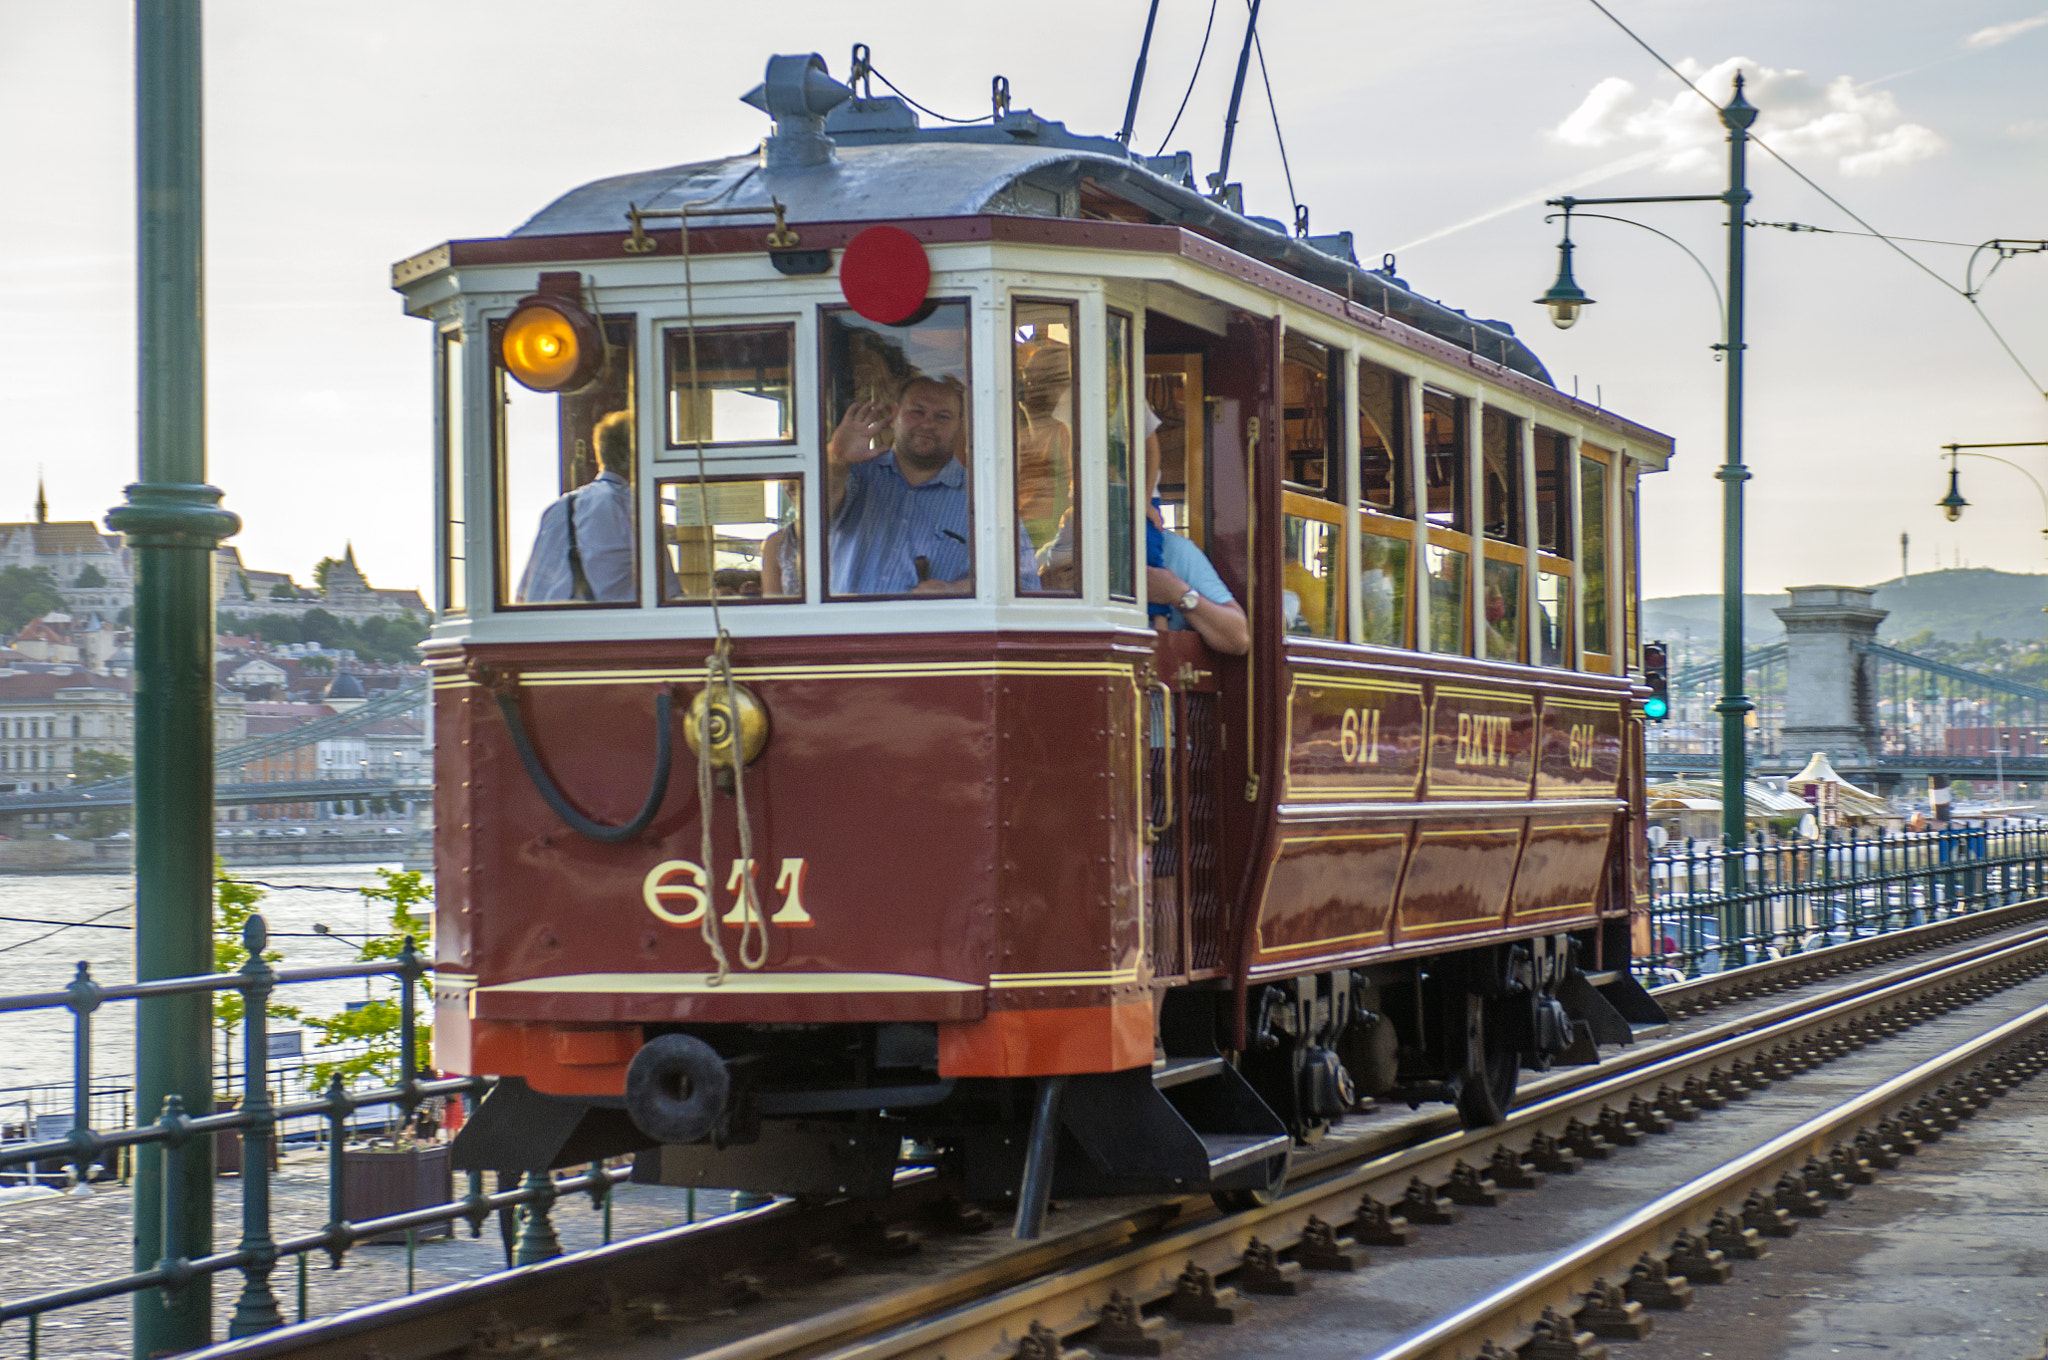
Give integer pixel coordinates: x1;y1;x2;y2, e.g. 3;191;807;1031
839;225;931;324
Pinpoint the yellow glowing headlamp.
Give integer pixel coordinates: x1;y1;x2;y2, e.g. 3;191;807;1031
499;292;605;393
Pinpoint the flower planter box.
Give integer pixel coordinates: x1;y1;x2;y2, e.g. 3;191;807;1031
343;1141;453;1242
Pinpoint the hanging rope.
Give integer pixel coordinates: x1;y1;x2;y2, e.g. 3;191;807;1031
678;207;769;982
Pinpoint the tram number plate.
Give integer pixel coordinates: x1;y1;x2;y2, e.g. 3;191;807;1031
641;857;815;927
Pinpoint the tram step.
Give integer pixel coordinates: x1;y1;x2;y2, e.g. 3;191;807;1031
1198;1131;1295;1180
1153;1055;1229;1088
1056;1061;1289;1194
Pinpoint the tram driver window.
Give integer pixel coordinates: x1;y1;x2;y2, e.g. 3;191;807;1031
822;302;1006;599
666;324;795;449
496;317;636;608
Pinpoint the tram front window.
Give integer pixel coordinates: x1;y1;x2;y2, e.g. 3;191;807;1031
1014;300;1080;597
822;302;1002;599
497;317;636;608
658;477;803;603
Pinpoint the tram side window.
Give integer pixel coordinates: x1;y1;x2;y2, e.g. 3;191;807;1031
1282;506;1341;638
820;302;996;599
1426;542;1468;654
440;329;466;615
1283;336;1341;501
1536;568;1572;666
497;317;636;608
667;325;795;449
1358;359;1410;518
657;477;803;603
1483;557;1524;662
1581;450;1611;658
1534;428;1572;556
1014;300;1079;597
1357;527;1410;648
1105;310;1137;600
1481;410;1522;543
1422;390;1466;531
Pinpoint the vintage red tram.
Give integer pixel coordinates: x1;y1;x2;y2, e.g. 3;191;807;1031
398;52;1670;1224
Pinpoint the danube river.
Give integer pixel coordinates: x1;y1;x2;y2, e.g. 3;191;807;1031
0;864;427;1110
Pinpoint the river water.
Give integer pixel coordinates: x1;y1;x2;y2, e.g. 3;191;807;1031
0;864;426;1115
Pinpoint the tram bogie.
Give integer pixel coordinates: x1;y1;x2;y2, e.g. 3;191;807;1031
399;50;1671;1221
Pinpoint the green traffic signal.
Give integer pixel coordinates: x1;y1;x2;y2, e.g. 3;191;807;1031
1644;695;1670;720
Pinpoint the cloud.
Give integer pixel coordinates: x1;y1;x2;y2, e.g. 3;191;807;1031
1550;56;1946;179
2010;118;2048;137
1965;10;2048;49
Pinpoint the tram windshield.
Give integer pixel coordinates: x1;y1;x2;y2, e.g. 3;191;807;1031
821;302;988;599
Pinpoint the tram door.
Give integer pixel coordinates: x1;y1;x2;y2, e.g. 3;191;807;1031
1144;352;1227;982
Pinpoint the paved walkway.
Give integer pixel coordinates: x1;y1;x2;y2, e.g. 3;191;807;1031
0;1146;732;1359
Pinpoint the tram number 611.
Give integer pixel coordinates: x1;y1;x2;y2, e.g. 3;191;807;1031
1338;707;1382;765
642;857;815;927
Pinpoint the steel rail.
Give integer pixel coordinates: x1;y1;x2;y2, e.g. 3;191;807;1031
177;909;2048;1360
1378;1001;2048;1360
755;929;2048;1360
1652;893;2048;1016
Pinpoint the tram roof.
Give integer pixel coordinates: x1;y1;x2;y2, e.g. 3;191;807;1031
506;69;1559;388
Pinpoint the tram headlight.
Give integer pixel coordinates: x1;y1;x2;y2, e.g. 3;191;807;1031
500;296;605;392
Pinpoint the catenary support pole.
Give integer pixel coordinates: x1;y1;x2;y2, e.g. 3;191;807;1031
1714;75;1757;964
114;3;240;1354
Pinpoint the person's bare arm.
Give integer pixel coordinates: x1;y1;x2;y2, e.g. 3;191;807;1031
1146;565;1250;655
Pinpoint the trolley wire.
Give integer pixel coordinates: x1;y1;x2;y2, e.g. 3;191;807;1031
1581;0;2047;400
1153;0;1221;156
1250;16;1300;226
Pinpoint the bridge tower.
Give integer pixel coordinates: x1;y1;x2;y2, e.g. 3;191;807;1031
1775;585;1886;773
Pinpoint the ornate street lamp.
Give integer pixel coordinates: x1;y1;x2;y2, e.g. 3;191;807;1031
1535;74;1759;894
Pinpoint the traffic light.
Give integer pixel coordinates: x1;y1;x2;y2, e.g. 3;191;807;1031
1642;641;1670;721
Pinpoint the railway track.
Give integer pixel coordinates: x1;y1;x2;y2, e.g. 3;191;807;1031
185;900;2048;1360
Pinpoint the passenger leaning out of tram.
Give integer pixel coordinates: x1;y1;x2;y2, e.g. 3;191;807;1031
1144;414;1248;655
825;374;1038;596
517;409;637;603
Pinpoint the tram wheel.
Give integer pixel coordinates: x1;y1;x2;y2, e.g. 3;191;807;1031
1453;994;1520;1129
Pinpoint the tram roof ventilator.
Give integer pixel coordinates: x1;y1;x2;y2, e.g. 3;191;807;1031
514;52;1553;386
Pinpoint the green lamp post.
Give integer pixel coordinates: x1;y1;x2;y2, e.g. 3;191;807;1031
1536;75;1759;913
107;4;240;1354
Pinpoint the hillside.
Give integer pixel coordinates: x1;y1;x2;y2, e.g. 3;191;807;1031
1644;568;2048;654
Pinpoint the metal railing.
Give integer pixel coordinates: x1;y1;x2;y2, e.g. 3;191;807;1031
1647;824;2048;979
0;915;630;1344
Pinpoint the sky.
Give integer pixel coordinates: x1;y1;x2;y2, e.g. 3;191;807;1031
1;0;2044;604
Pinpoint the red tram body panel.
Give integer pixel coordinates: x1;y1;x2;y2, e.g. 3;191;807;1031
399;52;1672;1212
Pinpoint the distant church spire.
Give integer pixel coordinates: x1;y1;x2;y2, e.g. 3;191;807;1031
34;472;47;524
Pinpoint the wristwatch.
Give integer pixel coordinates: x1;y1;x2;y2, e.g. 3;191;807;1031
1177;588;1202;613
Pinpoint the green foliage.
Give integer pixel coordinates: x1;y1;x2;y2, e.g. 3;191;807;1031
0;565;65;633
73;563;107;589
213;861;300;1041
71;748;131;783
313;557;344;593
268;579;299;600
238;610;428;664
305;869;432;1091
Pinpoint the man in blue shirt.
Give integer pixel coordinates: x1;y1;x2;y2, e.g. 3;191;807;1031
517;410;636;603
826;376;1037;596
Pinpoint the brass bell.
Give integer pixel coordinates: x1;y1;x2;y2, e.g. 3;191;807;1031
684;681;769;769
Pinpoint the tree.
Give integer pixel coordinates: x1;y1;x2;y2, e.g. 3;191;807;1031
300;607;343;648
268;580;298;601
72;749;132;783
74;563;107;589
305;869;432;1091
214;863;301;1073
313;557;344;594
0;566;65;632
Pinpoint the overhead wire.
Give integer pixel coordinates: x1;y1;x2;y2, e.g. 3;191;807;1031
1153;0;1221;157
1580;0;2047;400
0;904;132;953
1250;20;1300;224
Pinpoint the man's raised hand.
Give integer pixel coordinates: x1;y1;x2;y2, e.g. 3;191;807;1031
828;401;894;463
